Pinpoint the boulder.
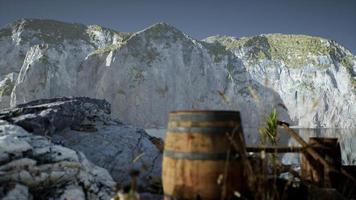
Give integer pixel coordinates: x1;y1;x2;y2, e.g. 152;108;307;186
0;97;163;191
52;124;162;191
0;96;111;136
0;120;115;199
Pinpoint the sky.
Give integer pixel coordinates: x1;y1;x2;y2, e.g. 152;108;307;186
0;0;355;53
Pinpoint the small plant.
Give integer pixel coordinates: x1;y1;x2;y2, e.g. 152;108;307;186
259;108;278;145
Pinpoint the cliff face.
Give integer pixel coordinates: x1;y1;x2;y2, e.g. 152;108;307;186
204;34;356;128
0;19;355;128
76;23;288;128
0;19;130;108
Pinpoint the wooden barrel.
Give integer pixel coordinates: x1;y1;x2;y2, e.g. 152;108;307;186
162;110;245;200
300;137;341;187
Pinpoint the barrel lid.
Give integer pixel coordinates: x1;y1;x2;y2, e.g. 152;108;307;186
169;110;241;122
169;110;240;114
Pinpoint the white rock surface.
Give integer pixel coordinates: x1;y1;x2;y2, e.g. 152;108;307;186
77;23;288;129
205;35;356;128
0;97;163;191
0;120;115;200
0;19;355;128
1;184;31;200
52;124;162;190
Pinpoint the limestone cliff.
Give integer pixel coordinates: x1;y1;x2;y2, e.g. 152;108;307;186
204;34;355;128
0;19;354;128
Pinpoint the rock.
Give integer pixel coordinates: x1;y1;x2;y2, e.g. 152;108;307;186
0;96;111;136
204;34;356;128
0;120;115;200
2;19;354;129
0;18;130;109
1;183;31;200
0;73;17;109
52;124;162;191
73;22;290;129
1;97;163;191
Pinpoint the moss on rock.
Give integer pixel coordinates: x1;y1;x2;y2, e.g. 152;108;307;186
130;66;145;85
143;23;186;42
19;19;90;44
0;28;12;39
340;55;354;74
0;78;14;96
200;41;228;63
208;34;355;71
87;24;132;44
7;19;131;49
91;43;121;55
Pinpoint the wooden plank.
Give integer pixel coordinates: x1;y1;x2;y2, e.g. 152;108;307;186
280;124;356;183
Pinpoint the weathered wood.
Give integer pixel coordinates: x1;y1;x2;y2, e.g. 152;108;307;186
162;110;246;200
280;124;356;183
225;126;256;194
246;146;302;153
334;166;356;198
300;137;341;187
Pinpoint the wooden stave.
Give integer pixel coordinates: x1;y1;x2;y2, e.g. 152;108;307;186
162;110;245;199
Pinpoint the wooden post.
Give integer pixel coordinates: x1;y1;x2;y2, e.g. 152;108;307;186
280;124;356;183
300;137;341;187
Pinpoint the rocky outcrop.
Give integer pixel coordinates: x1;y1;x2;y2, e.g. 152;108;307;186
0;19;355;128
0;120;115;199
52;123;163;191
0;97;163;192
77;23;290;128
204;34;356;128
0;97;111;136
0;19;130;108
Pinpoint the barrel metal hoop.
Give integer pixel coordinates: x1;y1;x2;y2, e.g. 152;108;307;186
163;150;240;160
167;127;236;134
